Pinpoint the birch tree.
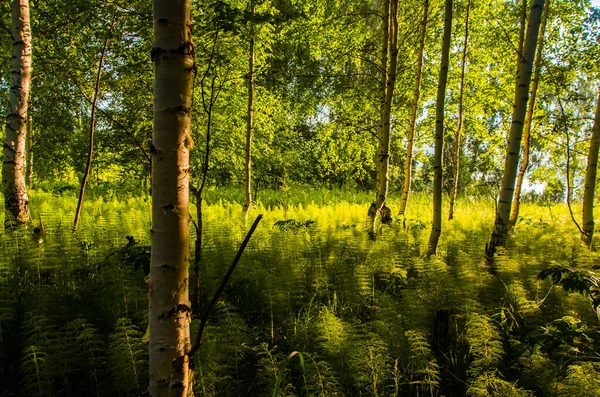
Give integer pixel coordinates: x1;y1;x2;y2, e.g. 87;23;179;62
398;0;429;217
150;0;195;395
509;0;549;228
427;0;453;256
3;0;32;227
486;0;545;261
370;0;399;237
448;0;471;221
581;86;600;248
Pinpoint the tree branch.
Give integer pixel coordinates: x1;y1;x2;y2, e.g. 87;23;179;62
188;214;263;358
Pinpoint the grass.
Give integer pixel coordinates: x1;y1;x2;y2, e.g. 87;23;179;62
0;188;599;396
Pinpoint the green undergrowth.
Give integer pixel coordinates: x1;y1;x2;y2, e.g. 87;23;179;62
0;190;599;396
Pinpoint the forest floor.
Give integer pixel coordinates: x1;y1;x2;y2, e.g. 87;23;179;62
0;188;599;396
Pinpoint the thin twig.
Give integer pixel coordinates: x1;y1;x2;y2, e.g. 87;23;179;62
41;57;151;163
188;214;263;358
565;129;586;235
73;12;117;232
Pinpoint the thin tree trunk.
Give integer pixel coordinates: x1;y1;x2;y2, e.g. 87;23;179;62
243;1;255;220
486;0;545;262
190;25;221;315
581;87;600;248
398;0;429;217
370;0;398;237
3;0;32;227
427;0;453;256
190;87;213;314
190;185;203;314
509;0;549;228
150;0;195;395
26;114;33;187
517;0;527;69
73;16;116;232
448;0;471;221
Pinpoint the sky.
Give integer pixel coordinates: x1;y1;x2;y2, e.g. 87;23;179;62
594;0;600;7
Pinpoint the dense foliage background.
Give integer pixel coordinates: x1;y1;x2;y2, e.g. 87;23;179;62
0;0;595;199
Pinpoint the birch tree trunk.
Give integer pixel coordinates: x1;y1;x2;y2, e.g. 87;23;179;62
150;0;195;395
509;0;549;228
3;0;32;227
581;87;600;248
243;1;255;220
486;0;544;262
370;0;398;237
448;0;471;221
369;0;389;235
398;0;429;217
369;0;398;237
427;0;453;256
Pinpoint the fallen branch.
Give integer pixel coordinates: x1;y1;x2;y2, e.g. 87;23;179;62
188;214;263;358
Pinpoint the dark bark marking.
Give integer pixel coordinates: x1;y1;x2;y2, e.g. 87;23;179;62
159;304;192;319
168;106;191;116
161;203;175;212
160;264;176;270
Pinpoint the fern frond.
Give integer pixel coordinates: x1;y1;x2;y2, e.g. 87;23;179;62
404;330;440;396
108;318;147;395
18;345;52;397
559;362;600;397
467;371;533;397
465;313;504;376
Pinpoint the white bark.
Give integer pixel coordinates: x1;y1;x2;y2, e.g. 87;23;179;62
582;87;600;247
487;0;545;260
3;0;32;227
427;0;453;256
150;0;195;395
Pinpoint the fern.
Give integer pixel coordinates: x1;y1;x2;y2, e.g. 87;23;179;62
256;343;296;397
303;353;342;397
518;352;557;395
18;314;54;397
108;318;147;396
467;371;533;396
465;313;504;376
559;362;600;396
96;257;147;324
314;308;347;355
347;330;392;397
404;330;440;396
191;302;252;396
19;346;52;397
65;318;106;396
